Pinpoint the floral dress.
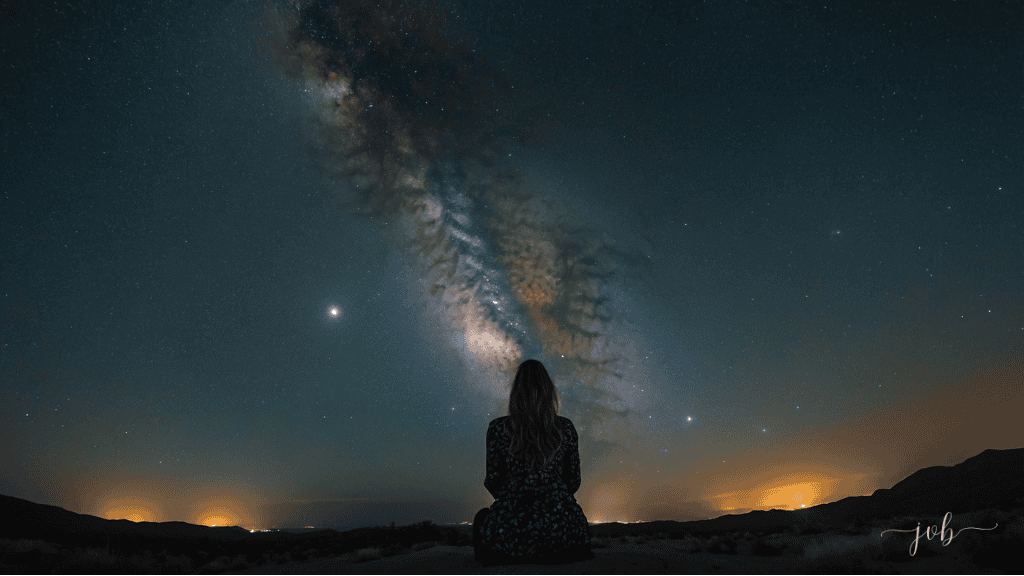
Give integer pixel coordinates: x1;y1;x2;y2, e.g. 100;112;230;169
477;415;591;559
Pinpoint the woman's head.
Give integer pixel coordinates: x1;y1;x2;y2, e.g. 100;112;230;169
509;359;559;415
505;359;564;469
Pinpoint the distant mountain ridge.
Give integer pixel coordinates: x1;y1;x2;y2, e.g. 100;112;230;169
814;447;1024;523
3;447;1022;545
0;493;257;548
592;447;1024;537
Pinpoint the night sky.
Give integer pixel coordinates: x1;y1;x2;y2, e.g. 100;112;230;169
2;0;1022;531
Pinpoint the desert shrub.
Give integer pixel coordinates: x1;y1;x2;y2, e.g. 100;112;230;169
410;540;442;551
158;553;195;574
266;551;292;564
803;533;883;564
1;538;68;571
356;547;382;561
125;549;158;573
759;534;802;556
956;514;1023;572
65;546;123;573
200;553;251;573
3;538;60;556
751;540;783;556
707;536;737;555
676;536;702;553
0;544;58;572
381;543;404;557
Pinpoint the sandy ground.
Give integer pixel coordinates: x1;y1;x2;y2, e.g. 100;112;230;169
228;539;1003;575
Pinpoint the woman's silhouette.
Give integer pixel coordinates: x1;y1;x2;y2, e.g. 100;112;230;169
473;359;595;565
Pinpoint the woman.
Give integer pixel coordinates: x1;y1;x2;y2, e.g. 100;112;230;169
473;359;595;565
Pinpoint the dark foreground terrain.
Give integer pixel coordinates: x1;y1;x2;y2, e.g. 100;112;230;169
2;448;1021;574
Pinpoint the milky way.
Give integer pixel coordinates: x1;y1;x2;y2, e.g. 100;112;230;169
260;0;651;437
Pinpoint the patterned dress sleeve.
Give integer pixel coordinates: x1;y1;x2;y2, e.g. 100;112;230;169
561;418;582;495
484;419;509;500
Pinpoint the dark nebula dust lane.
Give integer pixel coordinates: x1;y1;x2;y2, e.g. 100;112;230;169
259;0;654;432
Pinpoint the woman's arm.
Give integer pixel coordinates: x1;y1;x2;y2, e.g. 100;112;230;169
484;420;508;499
562;420;582;495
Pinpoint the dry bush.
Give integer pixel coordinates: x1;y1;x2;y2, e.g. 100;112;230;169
803;533;883;562
2;539;60;556
409;540;442;551
750;539;783;556
67;546;121;571
755;533;803;556
202;553;251;573
707;536;737;555
125;550;158;573
673;536;702;553
381;543;405;557
160;553;196;573
356;546;382;561
952;513;1023;572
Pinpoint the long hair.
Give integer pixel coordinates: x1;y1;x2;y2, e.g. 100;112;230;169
505;359;564;470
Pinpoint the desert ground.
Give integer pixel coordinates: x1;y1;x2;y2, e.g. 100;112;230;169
231;511;1020;575
230;539;1006;575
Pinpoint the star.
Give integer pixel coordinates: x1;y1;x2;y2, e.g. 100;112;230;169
324;303;345;324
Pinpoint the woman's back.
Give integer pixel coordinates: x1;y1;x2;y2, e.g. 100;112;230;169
477;414;591;562
485;415;581;497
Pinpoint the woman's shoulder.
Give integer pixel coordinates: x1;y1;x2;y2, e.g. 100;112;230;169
488;415;573;427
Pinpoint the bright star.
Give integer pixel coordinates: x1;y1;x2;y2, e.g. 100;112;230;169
323;301;345;324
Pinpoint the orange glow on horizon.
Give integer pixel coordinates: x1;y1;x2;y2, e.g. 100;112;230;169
95;494;166;523
755;481;824;509
187;492;264;529
197;506;242;528
104;504;158;523
708;470;844;514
